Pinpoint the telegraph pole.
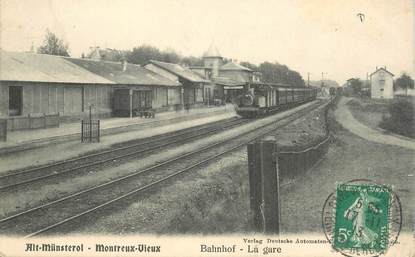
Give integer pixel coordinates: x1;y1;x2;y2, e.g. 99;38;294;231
307;72;310;87
321;72;327;87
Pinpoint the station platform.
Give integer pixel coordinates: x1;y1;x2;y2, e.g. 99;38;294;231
0;105;236;155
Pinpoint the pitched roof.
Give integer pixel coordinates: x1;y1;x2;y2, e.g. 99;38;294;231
0;51;114;84
370;67;394;77
203;43;221;58
220;62;252;72
148;60;209;83
66;58;181;87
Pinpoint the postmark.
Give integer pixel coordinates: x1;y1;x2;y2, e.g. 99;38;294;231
322;179;402;257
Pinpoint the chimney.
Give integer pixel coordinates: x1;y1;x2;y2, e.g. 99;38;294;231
121;59;127;72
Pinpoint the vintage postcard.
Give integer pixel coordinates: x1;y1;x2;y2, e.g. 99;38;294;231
0;0;413;256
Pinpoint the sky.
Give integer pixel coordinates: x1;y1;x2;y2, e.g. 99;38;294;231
0;0;413;84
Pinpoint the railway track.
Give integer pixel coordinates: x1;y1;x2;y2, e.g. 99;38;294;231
0;117;249;192
0;101;324;237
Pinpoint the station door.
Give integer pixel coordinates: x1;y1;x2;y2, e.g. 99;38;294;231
133;90;152;108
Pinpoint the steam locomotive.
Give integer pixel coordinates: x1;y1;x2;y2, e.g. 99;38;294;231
235;83;317;118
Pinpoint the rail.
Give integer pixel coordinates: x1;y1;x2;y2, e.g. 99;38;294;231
0;100;324;237
247;96;339;233
0;118;247;191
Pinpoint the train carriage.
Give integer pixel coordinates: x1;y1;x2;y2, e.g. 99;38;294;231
235;82;317;118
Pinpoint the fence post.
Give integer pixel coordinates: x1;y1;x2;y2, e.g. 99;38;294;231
247;141;263;231
28;114;32;129
43;113;46;128
97;120;100;143
260;136;280;234
277;152;286;179
247;137;281;234
0;119;7;142
81;120;84;142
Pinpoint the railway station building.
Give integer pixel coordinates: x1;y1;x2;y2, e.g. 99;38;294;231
190;44;257;103
145;60;212;107
67;58;182;116
0;51;115;130
0;51;183;130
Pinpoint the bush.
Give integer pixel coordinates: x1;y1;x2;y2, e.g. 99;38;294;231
379;99;415;138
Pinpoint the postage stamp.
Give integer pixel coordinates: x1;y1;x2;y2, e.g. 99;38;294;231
322;180;402;257
333;183;390;254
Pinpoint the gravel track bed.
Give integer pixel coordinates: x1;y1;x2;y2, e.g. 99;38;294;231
0;118;247;191
0;113;235;173
0;101;323;236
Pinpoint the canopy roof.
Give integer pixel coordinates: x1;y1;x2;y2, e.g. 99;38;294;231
149;60;209;83
220;62;252;72
66;58;181;86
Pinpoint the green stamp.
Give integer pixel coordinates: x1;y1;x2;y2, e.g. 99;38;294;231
333;183;391;255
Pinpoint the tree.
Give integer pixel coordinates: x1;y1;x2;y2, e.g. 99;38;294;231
126;45;183;65
37;30;70;56
239;61;258;71
347;78;363;95
257;61;305;87
329;87;336;96
127;45;162;65
161;48;181;63
394;73;414;96
181;56;204;66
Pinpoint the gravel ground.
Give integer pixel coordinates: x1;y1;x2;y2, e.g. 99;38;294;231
58;150;252;235
272;104;327;147
54;101;332;235
0;113;235;173
62;101;413;236
0;101;318;219
280;115;414;234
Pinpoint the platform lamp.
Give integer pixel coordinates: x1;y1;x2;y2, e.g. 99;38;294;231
181;87;185;111
88;103;94;124
129;89;133;118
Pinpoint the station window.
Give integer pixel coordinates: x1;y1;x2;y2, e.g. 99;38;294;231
9;86;23;116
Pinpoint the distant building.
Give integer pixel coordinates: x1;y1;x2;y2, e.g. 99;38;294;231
370;67;394;99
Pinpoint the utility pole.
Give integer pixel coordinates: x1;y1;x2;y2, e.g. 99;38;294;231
307;72;310;87
321;72;327;87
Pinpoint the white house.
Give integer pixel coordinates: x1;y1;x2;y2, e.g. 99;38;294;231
370;67;394;99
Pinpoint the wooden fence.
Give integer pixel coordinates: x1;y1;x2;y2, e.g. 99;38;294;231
247;97;338;233
6;113;60;131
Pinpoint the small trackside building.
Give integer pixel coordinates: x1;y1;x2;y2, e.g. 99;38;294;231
211;77;246;104
0;51;115;129
66;58;182;117
370;67;394;99
145;60;210;107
